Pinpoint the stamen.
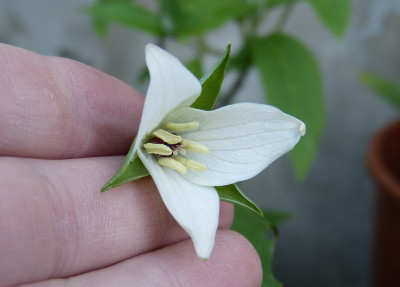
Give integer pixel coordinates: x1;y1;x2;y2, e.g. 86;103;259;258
175;156;207;172
158;158;187;175
182;139;209;154
153;129;182;144
143;143;172;156
144;124;209;174
166;121;199;132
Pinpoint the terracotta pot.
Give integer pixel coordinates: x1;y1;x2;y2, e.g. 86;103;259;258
368;118;400;286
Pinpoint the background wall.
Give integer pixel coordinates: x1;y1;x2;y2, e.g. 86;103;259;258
1;1;399;286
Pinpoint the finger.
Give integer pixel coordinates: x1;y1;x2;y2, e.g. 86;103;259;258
0;156;233;287
24;230;262;287
0;44;144;158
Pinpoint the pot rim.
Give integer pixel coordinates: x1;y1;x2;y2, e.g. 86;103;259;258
368;118;400;201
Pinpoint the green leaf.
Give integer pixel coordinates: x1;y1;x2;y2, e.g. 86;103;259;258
307;0;351;38
191;45;231;110
176;0;255;36
252;34;324;179
360;72;400;110
102;138;150;192
159;0;182;36
91;18;108;37
262;209;292;225
83;2;162;36
215;184;263;216
86;0;132;37
231;207;283;287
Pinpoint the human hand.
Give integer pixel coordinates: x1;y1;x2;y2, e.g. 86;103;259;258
0;44;262;287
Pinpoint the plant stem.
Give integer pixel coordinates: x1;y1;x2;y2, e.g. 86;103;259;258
220;2;295;105
219;66;249;107
197;35;206;59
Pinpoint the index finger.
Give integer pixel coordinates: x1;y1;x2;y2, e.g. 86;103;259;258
0;44;144;159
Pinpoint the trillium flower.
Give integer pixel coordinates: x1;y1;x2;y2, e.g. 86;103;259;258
131;44;305;259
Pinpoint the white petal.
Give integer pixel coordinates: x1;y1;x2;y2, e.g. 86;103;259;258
133;44;202;154
164;103;306;186
138;148;220;259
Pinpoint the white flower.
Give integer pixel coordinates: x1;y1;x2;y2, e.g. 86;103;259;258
131;44;305;259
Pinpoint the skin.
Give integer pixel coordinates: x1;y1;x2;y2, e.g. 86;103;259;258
0;44;263;287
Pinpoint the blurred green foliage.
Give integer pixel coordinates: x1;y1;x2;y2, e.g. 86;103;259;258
360;72;400;110
85;1;350;285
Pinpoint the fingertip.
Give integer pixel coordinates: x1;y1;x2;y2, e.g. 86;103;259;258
212;230;263;286
219;201;234;229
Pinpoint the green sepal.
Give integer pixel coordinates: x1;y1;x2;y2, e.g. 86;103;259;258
101;138;150;192
191;44;231;111
215;184;263;217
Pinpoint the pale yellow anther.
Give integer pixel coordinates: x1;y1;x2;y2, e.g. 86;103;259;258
153;129;182;144
157;157;187;175
175;156;207;172
166;121;199;132
143;143;172;156
182;139;209;154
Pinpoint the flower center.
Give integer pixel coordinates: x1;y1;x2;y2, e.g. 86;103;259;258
143;121;209;175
